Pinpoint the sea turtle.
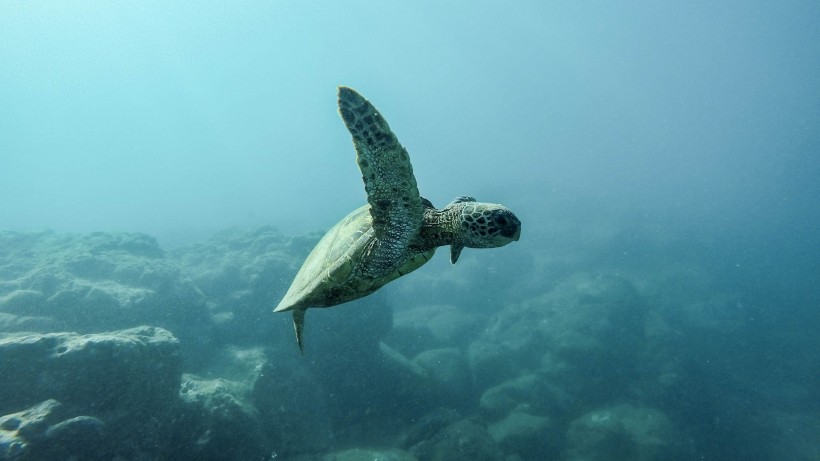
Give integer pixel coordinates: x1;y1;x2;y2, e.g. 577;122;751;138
275;87;521;352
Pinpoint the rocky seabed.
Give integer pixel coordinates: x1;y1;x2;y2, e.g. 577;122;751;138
0;228;816;461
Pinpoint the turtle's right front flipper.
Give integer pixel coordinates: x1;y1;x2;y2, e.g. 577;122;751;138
337;87;425;277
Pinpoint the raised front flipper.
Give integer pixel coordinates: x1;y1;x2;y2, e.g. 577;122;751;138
338;86;424;277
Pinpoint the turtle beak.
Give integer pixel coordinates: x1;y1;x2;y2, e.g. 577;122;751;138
499;213;521;242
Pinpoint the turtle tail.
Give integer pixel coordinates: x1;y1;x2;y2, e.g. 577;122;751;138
292;308;306;354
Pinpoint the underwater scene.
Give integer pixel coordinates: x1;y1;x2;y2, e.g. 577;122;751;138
1;2;818;461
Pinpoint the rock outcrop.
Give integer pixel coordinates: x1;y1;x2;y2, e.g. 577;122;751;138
0;231;209;347
0;326;181;459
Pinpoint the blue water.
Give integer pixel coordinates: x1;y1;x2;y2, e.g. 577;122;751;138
1;2;818;460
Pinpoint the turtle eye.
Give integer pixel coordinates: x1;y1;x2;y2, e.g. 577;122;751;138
494;215;508;227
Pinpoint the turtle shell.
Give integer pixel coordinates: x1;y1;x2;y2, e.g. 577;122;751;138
274;205;435;313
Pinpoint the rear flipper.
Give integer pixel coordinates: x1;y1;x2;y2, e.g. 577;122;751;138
292;308;306;354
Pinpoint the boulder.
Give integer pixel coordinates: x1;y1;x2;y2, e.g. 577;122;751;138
172;374;270;461
40;415;106;460
0;399;62;461
388;304;484;356
487;410;560;461
252;353;334;457
412;347;474;407
0;399;106;461
0;231;208;339
297;300;426;438
0;325;180;415
478;373;571;422
466;340;518;390
171;226;317;347
0;326;182;458
323;447;418;461
563;403;693;461
401;407;461;449
0;313;65;334
410;418;504;461
484;273;645;403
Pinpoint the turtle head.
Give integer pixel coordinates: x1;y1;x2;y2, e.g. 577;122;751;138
447;200;521;263
453;199;521;249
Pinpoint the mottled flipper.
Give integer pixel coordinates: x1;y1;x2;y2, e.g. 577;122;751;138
338;87;424;276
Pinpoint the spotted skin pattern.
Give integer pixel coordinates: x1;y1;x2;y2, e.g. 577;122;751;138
338;87;424;278
275;87;521;352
